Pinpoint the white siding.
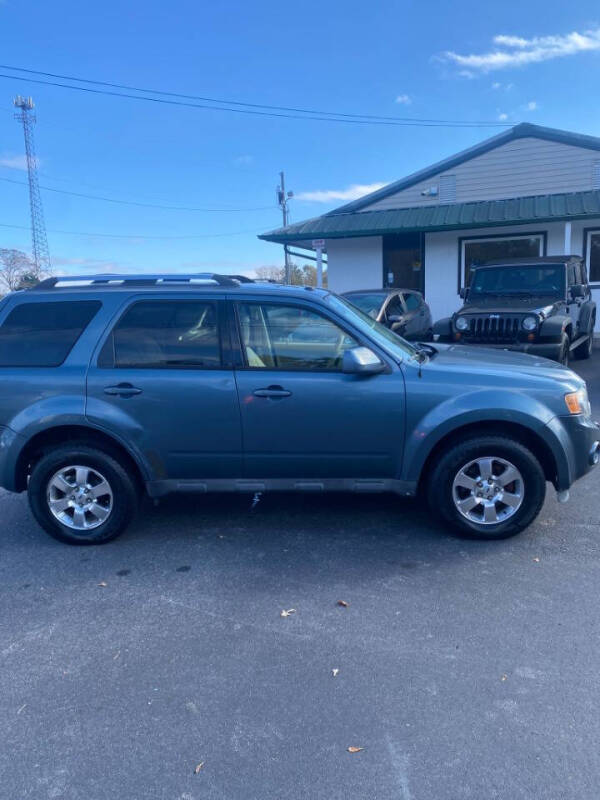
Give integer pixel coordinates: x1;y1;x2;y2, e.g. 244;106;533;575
326;236;382;293
362;138;600;211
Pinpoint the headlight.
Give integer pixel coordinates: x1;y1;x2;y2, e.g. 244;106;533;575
565;387;591;416
522;316;538;331
455;316;469;331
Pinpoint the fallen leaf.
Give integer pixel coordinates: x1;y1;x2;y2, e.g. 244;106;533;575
194;762;205;774
280;608;296;617
501;674;508;681
533;557;540;562
337;600;349;608
347;746;363;753
332;668;339;677
97;582;107;588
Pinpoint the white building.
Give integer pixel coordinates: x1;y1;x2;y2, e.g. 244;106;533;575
260;123;600;330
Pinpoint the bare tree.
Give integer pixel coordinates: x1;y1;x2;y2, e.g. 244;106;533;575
0;249;40;293
254;265;284;283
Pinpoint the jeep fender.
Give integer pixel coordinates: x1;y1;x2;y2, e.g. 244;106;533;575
403;389;571;489
433;317;452;340
538;314;572;342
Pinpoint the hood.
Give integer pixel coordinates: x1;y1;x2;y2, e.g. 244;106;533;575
426;343;583;390
456;296;560;315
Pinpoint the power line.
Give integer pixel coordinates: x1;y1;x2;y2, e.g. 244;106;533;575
0;68;513;128
0;175;276;212
0;221;259;240
0;64;513;126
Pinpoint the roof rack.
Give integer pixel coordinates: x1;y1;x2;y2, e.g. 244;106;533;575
31;273;242;290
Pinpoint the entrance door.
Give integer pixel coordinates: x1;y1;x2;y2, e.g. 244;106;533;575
86;296;242;480
383;233;424;291
232;299;405;479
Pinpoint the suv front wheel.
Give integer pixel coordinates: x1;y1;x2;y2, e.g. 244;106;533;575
28;444;138;545
428;436;546;539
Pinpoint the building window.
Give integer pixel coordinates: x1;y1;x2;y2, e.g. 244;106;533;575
585;229;600;284
460;233;545;289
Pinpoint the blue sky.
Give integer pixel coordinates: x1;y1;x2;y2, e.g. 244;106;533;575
1;0;600;276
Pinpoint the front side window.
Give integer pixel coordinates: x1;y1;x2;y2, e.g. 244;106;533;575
237;302;358;370
385;295;404;317
402;292;421;311
99;300;221;369
0;300;101;367
344;292;386;318
586;230;600;283
461;234;544;287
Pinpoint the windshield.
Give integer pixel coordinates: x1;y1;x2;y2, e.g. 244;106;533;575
470;265;565;297
324;294;418;361
344;292;387;318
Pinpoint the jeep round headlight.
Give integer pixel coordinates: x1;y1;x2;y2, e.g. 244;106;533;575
455;316;469;331
522;316;538;331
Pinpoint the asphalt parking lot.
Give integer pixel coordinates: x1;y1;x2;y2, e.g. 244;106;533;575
1;350;599;800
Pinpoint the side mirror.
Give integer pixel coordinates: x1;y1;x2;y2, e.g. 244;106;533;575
459;287;468;299
342;346;385;375
570;283;585;298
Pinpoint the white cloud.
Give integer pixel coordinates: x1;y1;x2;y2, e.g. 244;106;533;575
296;182;387;203
233;154;254;166
0;154;29;170
395;94;412;105
526;100;538;110
442;27;600;73
492;82;502;89
498;112;509;121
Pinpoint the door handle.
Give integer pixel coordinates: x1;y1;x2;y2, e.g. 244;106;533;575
252;385;292;399
104;383;142;397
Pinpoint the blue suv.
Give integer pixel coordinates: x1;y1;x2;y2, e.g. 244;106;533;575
0;273;597;545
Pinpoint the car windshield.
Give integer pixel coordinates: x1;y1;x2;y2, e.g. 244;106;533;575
324;294;419;361
344;292;387;318
470;265;565;296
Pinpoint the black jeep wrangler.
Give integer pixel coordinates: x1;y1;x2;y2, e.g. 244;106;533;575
433;256;596;365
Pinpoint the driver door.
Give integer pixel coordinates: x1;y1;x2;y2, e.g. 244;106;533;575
232;299;405;479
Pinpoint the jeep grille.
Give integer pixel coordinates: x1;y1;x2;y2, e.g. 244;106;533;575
461;315;522;343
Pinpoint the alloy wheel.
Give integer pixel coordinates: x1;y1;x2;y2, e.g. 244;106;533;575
452;456;524;525
47;465;114;531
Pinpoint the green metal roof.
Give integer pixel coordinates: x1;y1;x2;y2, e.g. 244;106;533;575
259;189;600;244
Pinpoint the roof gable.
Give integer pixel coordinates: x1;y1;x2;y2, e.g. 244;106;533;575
328;123;600;215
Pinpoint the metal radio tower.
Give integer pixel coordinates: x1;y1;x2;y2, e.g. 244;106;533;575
13;96;51;273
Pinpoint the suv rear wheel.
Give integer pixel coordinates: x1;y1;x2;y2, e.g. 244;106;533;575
428;436;546;539
28;444;138;545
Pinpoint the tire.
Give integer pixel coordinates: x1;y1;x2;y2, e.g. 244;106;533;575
28;444;138;545
427;436;546;540
558;333;570;366
574;327;594;360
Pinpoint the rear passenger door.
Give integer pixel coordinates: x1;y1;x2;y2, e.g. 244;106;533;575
86;296;242;482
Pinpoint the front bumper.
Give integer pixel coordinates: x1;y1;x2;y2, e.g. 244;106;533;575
545;414;600;491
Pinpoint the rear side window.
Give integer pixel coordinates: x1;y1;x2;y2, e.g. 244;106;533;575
0;300;101;367
98;300;222;369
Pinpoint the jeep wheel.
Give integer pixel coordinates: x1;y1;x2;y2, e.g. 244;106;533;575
28;444;138;545
558;333;570;366
574;328;594;360
428;436;546;540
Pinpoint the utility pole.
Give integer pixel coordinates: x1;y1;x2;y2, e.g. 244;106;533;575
14;95;51;274
276;171;293;283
